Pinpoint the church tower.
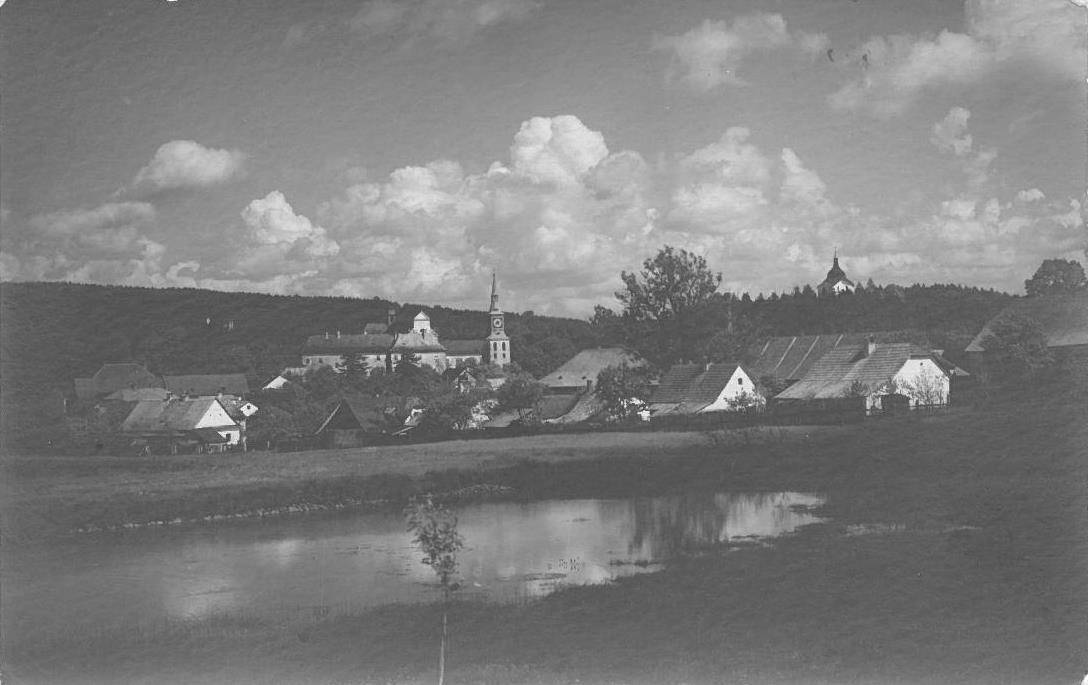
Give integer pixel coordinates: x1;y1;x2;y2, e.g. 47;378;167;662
487;272;510;367
817;250;856;296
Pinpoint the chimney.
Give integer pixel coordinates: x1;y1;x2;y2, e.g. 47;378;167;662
325;330;329;340
867;335;876;357
337;330;341;339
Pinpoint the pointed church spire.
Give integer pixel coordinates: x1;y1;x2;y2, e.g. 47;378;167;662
489;271;500;312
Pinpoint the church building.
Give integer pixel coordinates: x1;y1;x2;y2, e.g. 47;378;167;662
299;275;512;374
816;253;857;296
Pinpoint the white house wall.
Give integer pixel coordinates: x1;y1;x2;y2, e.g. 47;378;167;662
195;402;241;445
891;358;950;406
699;367;762;412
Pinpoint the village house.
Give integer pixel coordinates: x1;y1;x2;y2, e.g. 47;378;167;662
121;396;242;453
537;347;644;394
774;337;951;411
313;397;394;448
746;331;953;390
648;362;762;416
748;334;869;389
482;346;644;427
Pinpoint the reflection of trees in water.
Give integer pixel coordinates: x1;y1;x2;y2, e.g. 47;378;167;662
627;493;724;559
625;492;820;560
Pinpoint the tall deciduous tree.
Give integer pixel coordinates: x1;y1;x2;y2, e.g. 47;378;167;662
1024;259;1087;297
618;245;721;321
981;312;1054;376
616;246;722;366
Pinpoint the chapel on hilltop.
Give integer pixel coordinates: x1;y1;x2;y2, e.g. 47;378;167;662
816;252;857;296
299;274;511;374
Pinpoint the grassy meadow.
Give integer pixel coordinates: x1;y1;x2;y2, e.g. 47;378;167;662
2;384;1086;684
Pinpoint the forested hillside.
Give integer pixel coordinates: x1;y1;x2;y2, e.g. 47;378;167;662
594;270;1017;368
0;282;599;394
738;283;1016;351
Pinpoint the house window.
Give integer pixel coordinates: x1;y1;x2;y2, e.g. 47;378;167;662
737;378;743;385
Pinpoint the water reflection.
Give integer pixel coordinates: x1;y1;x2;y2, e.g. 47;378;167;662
4;491;823;649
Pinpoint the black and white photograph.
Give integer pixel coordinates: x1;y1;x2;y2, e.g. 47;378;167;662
1;0;1086;682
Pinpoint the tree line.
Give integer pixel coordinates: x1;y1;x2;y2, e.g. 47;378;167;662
587;247;1078;370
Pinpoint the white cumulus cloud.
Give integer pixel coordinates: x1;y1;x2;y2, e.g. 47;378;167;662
131;140;246;192
653;14;828;91
830;0;1087;117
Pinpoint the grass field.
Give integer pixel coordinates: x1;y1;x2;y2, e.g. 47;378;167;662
1;426;841;537
3;386;1087;684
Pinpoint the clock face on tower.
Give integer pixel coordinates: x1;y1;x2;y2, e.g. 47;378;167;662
492;317;503;329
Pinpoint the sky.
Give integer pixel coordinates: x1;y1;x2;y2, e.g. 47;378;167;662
1;0;1085;316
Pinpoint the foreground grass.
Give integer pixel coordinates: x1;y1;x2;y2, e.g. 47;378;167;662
4;388;1087;684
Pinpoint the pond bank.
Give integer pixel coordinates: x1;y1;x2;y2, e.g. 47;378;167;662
2;426;837;540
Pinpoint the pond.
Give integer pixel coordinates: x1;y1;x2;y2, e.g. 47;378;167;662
3;491;824;649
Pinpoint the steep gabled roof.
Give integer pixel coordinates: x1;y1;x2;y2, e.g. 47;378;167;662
650;365;704;403
747;331;931;382
651;363;748;409
965;291;1088;352
538;347;644;389
775;342;938;400
315;397;390;434
122;397;236;433
162;373;250;397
